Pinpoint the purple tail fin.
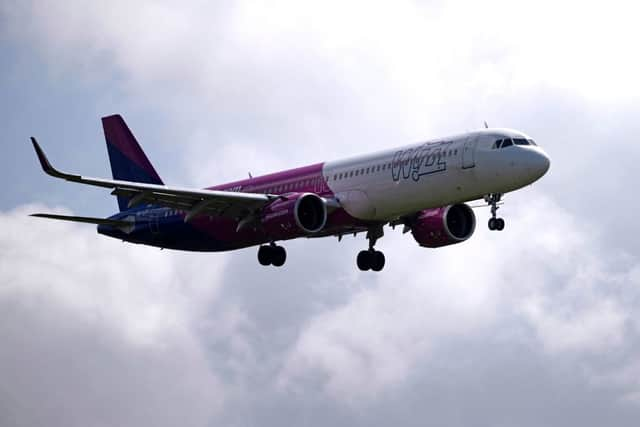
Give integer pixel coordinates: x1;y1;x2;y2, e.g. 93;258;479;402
101;114;164;211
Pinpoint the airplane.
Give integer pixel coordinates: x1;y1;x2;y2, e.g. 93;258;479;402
29;115;550;271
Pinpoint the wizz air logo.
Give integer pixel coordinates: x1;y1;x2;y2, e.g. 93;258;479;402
391;141;453;182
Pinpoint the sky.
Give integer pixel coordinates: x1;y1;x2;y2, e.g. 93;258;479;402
1;1;640;426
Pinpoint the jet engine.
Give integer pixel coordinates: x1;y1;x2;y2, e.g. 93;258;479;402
261;193;327;239
410;204;476;248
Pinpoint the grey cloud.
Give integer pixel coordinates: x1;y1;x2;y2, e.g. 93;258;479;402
0;206;226;427
2;1;640;426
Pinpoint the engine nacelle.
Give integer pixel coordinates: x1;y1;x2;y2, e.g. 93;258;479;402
410;204;476;248
261;193;327;239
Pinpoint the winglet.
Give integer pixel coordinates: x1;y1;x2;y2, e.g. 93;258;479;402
30;137;79;180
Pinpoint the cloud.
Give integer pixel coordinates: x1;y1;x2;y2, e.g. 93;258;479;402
7;196;640;426
0;205;226;426
2;0;640;426
6;0;639;184
277;196;640;414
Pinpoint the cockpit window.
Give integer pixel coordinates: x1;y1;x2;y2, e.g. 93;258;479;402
492;139;502;149
528;139;537;146
513;138;530;146
501;138;513;148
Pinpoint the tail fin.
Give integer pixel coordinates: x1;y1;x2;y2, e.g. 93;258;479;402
101;114;164;211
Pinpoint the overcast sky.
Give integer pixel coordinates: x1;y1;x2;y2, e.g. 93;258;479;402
1;1;640;426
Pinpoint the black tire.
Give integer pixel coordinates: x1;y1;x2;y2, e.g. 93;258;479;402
496;218;505;231
371;251;385;272
257;245;272;266
488;218;496;230
272;246;287;267
357;250;371;271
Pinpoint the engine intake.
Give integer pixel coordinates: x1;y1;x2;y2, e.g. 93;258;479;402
410;204;476;248
261;193;327;239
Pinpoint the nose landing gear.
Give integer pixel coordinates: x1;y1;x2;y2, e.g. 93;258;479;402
357;225;386;272
485;193;505;231
258;243;287;267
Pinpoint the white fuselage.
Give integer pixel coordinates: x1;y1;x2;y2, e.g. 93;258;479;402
323;128;550;221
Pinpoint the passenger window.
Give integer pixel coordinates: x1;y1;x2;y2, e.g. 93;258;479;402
360;168;365;175
502;138;513;148
350;171;353;177
366;167;370;174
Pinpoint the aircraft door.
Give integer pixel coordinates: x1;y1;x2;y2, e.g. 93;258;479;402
462;136;477;169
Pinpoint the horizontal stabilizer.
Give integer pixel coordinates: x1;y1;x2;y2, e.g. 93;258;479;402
30;213;133;228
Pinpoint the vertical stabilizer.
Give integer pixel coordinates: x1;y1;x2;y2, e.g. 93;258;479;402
101;114;164;211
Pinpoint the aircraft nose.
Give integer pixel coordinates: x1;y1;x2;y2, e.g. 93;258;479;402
524;148;550;180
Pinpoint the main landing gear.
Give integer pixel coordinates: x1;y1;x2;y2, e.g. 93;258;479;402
357;226;386;272
485;193;505;231
258;243;286;267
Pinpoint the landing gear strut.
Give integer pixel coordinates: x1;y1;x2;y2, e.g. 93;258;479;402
258;243;286;267
485;193;505;231
357;226;386;272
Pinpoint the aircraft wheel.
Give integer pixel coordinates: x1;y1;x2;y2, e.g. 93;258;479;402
357;250;371;271
371;251;385;272
496;218;505;231
272;246;287;267
258;245;272;266
488;218;497;230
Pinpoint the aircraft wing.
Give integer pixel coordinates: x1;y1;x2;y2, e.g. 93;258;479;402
30;138;278;221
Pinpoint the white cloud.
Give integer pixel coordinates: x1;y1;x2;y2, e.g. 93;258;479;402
2;0;640;425
278;195;640;405
523;297;626;353
0;205;227;426
6;0;640;185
